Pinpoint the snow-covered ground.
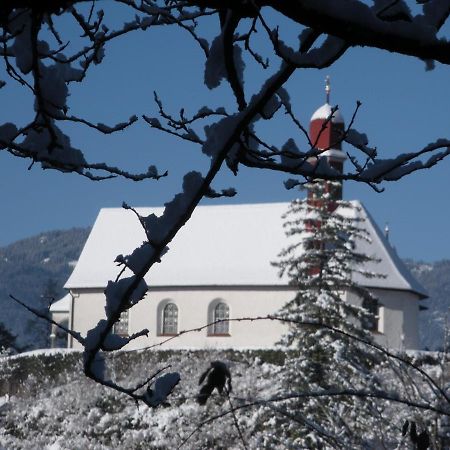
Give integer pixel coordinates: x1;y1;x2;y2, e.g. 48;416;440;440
0;349;285;449
0;349;447;449
2;348;80;361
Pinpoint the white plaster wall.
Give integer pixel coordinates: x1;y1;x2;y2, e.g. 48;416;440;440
345;289;419;349
70;287;294;350
376;289;419;349
132;288;295;350
70;289;107;349
395;290;419;349
70;287;419;350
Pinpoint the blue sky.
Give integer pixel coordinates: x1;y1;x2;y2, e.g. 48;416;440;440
0;7;450;262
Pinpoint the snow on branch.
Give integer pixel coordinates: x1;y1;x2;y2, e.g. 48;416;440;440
359;139;450;182
205;186;237;198
3;1;450;186
270;0;450;64
0;2;211;179
142;372;181;407
104;276;148;319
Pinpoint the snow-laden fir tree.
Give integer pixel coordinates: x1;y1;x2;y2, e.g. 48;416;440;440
267;181;392;449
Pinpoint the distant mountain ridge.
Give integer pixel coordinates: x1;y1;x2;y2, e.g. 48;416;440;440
0;228;90;350
405;259;450;350
0;229;448;351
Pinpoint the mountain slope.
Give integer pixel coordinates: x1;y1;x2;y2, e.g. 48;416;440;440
406;260;450;350
0;228;89;350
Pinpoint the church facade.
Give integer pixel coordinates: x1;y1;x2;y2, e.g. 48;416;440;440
52;88;427;351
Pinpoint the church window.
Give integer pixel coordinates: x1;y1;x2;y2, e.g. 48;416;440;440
162;303;178;335
211;302;230;335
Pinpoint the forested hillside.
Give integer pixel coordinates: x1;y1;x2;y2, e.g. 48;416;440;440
0;230;448;351
0;228;89;351
406;260;450;351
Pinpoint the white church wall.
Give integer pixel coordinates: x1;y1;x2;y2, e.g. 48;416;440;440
70;289;106;349
373;289;419;349
345;288;419;349
70;287;295;350
70;286;420;350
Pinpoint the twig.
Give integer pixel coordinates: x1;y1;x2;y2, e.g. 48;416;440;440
226;391;248;450
9;294;84;345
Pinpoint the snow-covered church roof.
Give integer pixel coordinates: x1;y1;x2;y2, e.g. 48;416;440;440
65;202;426;298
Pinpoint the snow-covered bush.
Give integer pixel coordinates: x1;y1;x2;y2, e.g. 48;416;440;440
0;349;286;449
1;348;448;449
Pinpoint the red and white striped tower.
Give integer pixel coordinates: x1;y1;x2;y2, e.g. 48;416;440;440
308;76;347;203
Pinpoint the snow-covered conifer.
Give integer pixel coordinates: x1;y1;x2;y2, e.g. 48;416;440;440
269;181;390;448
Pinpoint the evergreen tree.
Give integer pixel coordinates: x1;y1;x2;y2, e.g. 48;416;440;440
270;181;389;448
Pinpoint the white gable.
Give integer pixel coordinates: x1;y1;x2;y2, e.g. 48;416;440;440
64;202;426;297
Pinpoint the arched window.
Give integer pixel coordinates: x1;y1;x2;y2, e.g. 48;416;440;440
162;303;178;335
212;302;230;335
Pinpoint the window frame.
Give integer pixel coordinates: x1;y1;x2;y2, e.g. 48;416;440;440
208;300;231;337
160;302;179;336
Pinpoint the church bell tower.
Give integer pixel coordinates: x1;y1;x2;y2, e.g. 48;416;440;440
307;77;346;204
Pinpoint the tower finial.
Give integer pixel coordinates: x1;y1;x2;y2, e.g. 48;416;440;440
325;75;331;104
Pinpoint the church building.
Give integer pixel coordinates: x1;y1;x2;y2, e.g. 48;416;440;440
51;82;427;351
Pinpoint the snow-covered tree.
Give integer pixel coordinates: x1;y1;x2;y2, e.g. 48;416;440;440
269;181;391;448
2;1;450;404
